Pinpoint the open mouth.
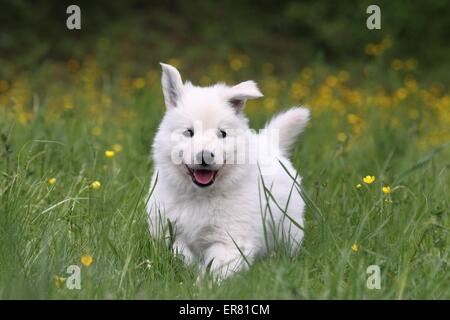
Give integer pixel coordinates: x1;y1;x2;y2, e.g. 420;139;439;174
185;165;218;187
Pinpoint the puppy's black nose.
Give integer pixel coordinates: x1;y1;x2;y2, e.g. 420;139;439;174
196;150;215;166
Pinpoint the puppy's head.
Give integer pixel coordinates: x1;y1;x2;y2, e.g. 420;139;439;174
153;63;263;190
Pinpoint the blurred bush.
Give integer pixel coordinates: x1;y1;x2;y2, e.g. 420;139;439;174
1;0;449;79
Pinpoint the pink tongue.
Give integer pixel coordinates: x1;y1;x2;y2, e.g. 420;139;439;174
193;170;215;185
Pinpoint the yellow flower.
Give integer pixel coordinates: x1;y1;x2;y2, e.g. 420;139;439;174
81;255;93;267
347;113;360;125
67;59;80;73
405;58;418;70
113;144;123;153
373;44;385;55
132;77;145;89
391;59;403;70
263;97;276;111
167;58;180;68
363;176;376;184
356;183;362;189
325;76;337;87
364;43;376;55
351;243;359;252
63;96;74;110
404;77;417;92
47;178;57;185
229;58;243;71
395;88;408;100
382;186;391;194
105;150;115;158
92;126;102;136
55;275;65;288
18;113;28;125
337;132;347;143
91;181;101;190
337;71;349;83
0;80;9;93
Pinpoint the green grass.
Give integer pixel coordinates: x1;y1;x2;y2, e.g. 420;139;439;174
0;62;449;299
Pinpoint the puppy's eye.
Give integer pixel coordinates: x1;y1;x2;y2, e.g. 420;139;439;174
183;129;194;137
218;129;227;138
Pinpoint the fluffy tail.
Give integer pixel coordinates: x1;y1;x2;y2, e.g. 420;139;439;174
264;107;310;156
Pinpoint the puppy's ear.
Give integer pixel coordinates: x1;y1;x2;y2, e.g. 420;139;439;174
228;81;263;113
160;63;183;109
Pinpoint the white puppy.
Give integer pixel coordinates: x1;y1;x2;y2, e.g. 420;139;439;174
147;63;309;279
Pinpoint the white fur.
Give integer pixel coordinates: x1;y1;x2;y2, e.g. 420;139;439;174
147;63;309;279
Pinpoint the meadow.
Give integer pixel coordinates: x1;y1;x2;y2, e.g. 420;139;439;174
0;37;449;299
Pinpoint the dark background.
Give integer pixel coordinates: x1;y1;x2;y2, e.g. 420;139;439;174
1;0;449;79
